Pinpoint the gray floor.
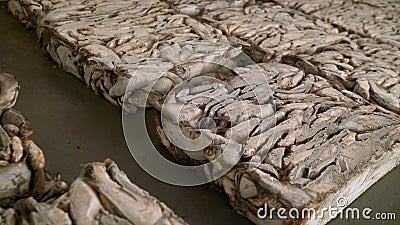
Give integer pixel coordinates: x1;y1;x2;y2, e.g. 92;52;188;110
0;7;398;225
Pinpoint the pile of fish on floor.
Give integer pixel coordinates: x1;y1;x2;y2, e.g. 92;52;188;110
0;73;187;225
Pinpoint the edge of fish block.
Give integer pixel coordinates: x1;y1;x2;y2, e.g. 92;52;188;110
305;143;400;225
6;0;141;112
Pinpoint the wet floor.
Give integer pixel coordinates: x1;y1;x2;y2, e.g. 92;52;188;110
0;7;398;225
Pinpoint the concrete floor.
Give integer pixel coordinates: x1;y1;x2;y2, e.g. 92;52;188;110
0;7;398;225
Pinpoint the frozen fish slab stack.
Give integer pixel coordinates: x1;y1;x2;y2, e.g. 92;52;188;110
274;0;400;47
158;1;399;224
169;0;399;114
8;0;398;114
5;0;400;225
273;0;400;112
154;61;400;224
7;0;263;112
7;0;400;113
